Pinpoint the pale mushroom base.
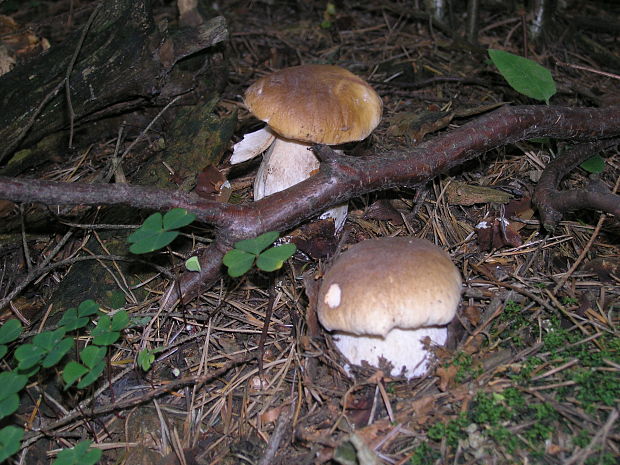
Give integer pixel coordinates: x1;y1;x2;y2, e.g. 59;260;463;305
331;326;447;379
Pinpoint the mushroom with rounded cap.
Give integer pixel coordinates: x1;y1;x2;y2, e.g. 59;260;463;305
230;64;382;232
317;237;462;379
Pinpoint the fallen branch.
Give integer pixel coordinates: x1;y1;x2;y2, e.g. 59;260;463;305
1;105;620;308
533;137;620;230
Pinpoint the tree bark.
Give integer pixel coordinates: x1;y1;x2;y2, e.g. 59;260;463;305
0;0;228;162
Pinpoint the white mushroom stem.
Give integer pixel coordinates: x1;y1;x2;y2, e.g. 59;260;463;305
231;129;348;232
332;326;447;379
254;137;348;232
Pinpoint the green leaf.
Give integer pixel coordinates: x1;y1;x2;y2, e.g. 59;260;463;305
0;394;20;420
0;319;22;344
52;440;102;465
234;231;279;255
185;256;201;272
0;372;27;400
0;372;27;419
41;337;74;368
256;244;297;272
91;315;121;346
110;311;129;332
222;249;256;277
0;346;6;360
14;344;46;371
58;308;89;331
137;349;156;371
62;361;89;389
32;327;67;352
0;425;24;462
77;360;105;389
80;346;107;369
78;300;101;318
488;49;556;103
163;208;196;230
580;154;605;173
128;230;179;254
136;212;164;232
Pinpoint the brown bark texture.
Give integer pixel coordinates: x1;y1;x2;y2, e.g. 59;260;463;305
0;0;227;162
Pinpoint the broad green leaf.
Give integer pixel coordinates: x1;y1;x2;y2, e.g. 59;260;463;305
0;394;19;420
185;256;201;272
41;337;74;368
52;440;102;465
110;311;129;332
58;308;89;331
15;344;45;370
62;361;89;388
91;316;120;346
222;249;255;277
80;346;107;369
0;425;24;462
580;154;605;173
128;230;179;254
0;346;6;360
163;208;196;230
78;300;101;317
234;231;279;255
77;360;105;389
488;49;556;103
137;212;164;232
0;372;27;399
32;327;67;352
256;244;297;272
0;320;22;344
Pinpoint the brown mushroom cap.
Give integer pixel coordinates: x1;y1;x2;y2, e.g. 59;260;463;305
317;237;462;337
244;64;382;145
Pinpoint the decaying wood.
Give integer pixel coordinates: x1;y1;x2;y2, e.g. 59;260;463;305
1;105;619;309
0;0;227;162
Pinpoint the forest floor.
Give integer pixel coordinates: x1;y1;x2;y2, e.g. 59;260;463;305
0;1;618;464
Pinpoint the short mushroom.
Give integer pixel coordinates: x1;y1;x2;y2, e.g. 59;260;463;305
230;64;382;232
317;237;462;379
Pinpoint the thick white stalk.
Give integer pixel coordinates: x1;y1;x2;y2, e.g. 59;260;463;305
332;326;447;379
254;137;348;232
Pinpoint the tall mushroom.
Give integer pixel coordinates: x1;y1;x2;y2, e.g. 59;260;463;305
317;237;462;379
230;64;382;232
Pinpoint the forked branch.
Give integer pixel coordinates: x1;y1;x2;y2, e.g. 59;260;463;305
1;104;619;307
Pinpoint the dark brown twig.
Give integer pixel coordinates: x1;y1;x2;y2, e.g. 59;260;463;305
533;137;620;230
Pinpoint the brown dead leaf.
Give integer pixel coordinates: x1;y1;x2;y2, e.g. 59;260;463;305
475;217;523;251
436;364;459;392
462;305;482;326
582;256;620;283
0;199;15;217
288;219;338;258
195;165;231;202
364;199;404;225
446;181;513;206
406;396;436;425
260;405;284;424
504;196;534;231
387;110;454;142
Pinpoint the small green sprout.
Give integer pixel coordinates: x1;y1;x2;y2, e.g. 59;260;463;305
222;231;296;277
